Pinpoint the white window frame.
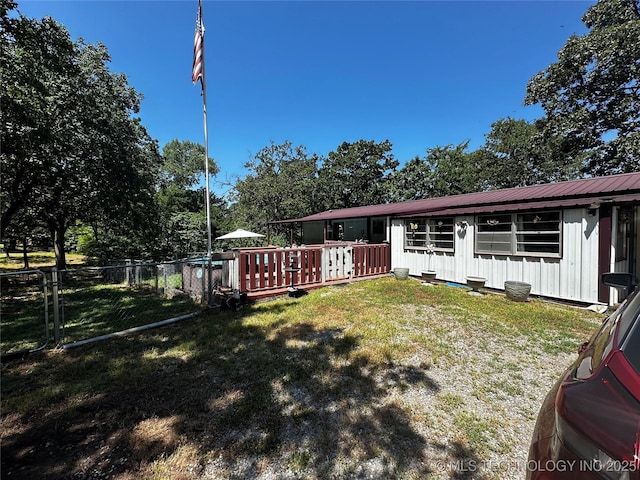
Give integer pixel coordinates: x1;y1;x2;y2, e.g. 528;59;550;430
475;211;562;258
404;217;455;252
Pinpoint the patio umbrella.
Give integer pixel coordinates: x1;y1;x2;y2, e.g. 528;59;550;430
215;228;265;240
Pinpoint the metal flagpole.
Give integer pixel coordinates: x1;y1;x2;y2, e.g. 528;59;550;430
194;0;214;305
202;4;214;306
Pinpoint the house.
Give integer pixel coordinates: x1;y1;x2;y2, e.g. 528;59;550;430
279;172;640;305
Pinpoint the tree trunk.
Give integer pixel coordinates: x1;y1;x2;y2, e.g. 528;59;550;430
5;238;16;257
52;223;67;270
22;236;29;269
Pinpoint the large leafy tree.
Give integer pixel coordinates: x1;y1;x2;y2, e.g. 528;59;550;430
156;139;222;257
160;139;218;189
1;2;73;240
475;118;581;189
231;141;319;242
386;155;434;202
1;5;160;268
422;142;483;198
525;0;640;176
317;139;399;210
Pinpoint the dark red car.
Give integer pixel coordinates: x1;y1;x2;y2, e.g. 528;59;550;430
527;273;640;480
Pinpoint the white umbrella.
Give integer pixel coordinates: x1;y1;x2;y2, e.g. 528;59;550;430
215;228;265;240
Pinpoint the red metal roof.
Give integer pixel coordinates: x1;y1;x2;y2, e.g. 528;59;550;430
397;193;640;218
276;172;640;223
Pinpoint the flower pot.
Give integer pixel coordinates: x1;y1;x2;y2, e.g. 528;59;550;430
393;268;410;280
466;276;486;292
421;270;437;283
504;281;531;302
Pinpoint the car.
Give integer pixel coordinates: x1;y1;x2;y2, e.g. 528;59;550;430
527;273;640;480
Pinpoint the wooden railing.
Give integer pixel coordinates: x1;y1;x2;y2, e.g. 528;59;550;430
236;243;390;293
352;243;390;277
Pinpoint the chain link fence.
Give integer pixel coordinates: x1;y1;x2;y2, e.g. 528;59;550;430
1;258;226;355
55;260;209;347
0;270;50;356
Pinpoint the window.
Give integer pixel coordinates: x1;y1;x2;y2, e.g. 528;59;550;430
371;218;385;235
475;211;561;257
616;207;632;262
404;217;454;252
516;211;561;255
405;218;428;248
428;218;455;250
476;214;512;254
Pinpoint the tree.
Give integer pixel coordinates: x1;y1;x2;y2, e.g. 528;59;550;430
423;142;483;198
160;139;218;189
1;7;160;268
525;0;640;176
386;156;434;202
475;118;581;189
1;5;76;240
231;141;318;242
156;139;222;257
317;139;399;210
1;202;48;268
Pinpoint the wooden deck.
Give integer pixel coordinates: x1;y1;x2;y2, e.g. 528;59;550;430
243;272;392;301
232;243;391;296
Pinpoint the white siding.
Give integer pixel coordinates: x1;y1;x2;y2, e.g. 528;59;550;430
391;208;602;304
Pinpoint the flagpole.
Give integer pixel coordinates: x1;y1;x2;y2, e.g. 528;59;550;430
203;58;214;306
202;39;212;264
194;0;213;305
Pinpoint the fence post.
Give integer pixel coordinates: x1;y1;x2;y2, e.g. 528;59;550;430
207;256;214;306
200;258;206;304
126;259;133;285
51;267;61;343
163;265;168;296
41;270;50;344
321;246;328;283
233;250;240;292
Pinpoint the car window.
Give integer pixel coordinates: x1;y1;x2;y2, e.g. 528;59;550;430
617;288;640;345
575;289;640;380
618;289;640;374
575;310;618;379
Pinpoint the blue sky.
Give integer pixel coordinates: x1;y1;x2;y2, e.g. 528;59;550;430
17;0;593;194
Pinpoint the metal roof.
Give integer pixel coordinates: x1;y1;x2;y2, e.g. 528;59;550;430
275;172;640;223
397;193;640;218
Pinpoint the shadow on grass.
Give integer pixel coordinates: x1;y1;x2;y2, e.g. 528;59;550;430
1;268;200;354
59;285;199;344
1;294;487;479
433;441;492;480
1;272;49;354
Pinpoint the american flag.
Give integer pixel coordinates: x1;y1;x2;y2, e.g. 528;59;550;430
192;0;204;86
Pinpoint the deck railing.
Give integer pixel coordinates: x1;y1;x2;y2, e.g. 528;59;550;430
235;243;390;293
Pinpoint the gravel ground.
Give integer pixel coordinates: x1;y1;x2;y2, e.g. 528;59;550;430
199;296;596;480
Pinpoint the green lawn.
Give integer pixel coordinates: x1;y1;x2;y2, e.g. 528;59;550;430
0;251;87;271
1;253;197;353
1;270;199;354
1;277;604;479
